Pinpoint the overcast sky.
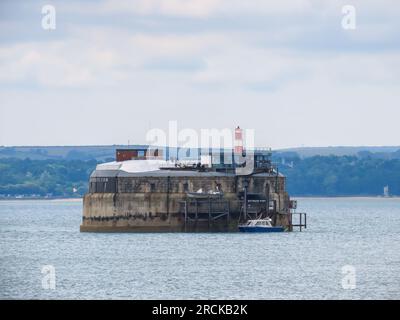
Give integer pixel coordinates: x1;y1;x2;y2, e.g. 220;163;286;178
0;0;399;149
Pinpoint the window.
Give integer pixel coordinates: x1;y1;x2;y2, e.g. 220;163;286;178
138;150;145;157
150;183;156;192
183;183;189;192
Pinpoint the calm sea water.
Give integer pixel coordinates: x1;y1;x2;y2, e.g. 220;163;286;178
0;198;399;299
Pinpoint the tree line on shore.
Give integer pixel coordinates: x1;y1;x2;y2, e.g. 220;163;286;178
276;155;400;196
0;156;399;197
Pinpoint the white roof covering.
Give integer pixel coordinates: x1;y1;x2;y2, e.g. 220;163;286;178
95;160;174;173
93;160;281;177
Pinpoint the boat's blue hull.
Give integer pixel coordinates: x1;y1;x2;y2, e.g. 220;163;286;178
238;226;284;233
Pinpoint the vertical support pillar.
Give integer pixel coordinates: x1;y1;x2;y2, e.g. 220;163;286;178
166;176;170;217
208;199;211;231
244;184;248;219
184;201;187;232
266;183;270;215
227;201;230;229
195;200;198;228
300;213;302;232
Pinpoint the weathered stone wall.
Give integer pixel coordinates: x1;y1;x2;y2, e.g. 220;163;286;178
81;174;290;232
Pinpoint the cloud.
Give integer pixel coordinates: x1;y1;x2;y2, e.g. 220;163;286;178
0;24;228;88
1;23;399;91
0;0;399;147
61;0;400;21
0;41;103;88
66;0;315;18
99;0;221;17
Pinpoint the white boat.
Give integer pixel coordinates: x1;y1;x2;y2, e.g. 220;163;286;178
238;218;284;232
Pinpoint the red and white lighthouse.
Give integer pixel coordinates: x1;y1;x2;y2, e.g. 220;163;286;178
234;126;243;154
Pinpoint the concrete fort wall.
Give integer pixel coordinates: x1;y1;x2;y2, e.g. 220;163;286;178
81;174;290;232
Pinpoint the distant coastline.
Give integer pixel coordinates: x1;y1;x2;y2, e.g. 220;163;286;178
1;144;400;161
0;197;82;201
292;195;400;199
1;146;399;198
